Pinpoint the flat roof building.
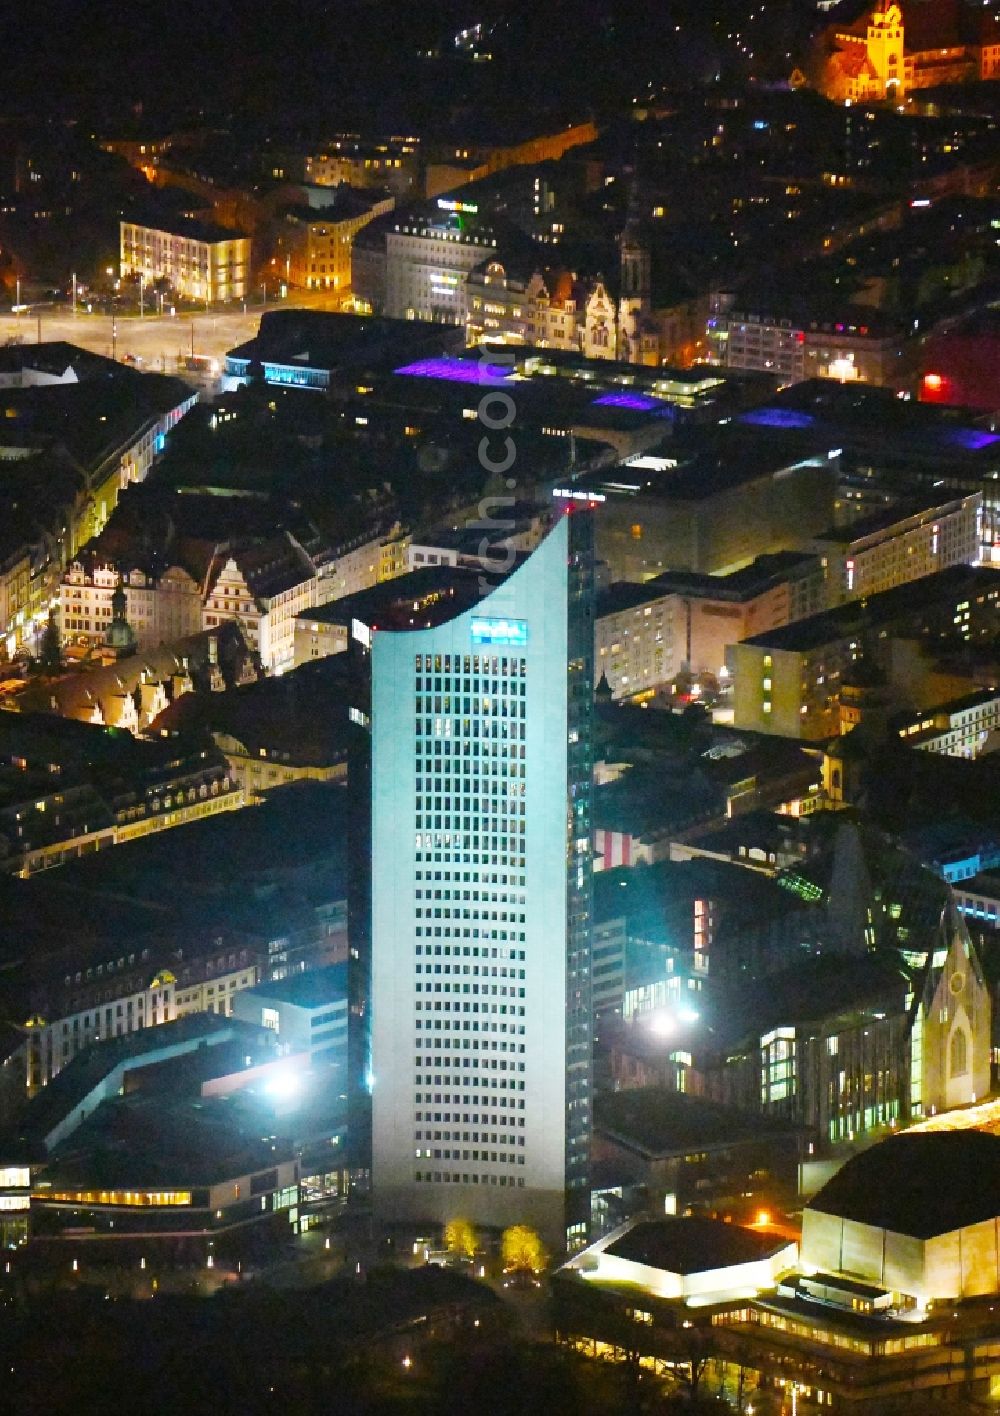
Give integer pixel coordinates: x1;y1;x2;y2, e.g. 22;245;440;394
555;431;841;581
803;1131;1000;1303
232;964;348;1079
120;216;251;302
732;564;1000;739
808;490;982;606
223;308;464;392
596;552;826;700
561;1215;797;1305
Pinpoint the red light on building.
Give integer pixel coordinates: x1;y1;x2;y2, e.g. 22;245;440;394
923;373;944;392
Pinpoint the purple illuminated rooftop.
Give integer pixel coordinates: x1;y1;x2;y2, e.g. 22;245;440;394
393;356;514;385
592;391;666;412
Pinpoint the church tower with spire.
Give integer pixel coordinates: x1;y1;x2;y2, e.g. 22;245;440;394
618;173;654;364
105;572;137;660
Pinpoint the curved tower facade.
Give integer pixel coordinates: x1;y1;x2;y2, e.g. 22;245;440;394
370;510;594;1246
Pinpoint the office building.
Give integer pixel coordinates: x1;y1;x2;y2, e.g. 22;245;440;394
732;565;1000;739
232;964;348;1080
738;380;1000;558
716;301;913;390
595;553;825;700
558;434;839;582
370;511;594;1246
896;688;1000;759
119;217;251;302
810;491;982;606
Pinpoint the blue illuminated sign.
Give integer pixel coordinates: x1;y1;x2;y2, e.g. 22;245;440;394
471;617;528;647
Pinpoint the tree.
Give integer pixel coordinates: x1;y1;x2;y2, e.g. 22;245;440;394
38;612;61;674
444;1217;477;1260
667;1322;717;1404
501;1225;546;1274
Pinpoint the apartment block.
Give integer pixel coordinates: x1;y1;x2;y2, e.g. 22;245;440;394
120;218;250;302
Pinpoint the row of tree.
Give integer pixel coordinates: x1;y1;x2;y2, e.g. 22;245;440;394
443;1219;546;1273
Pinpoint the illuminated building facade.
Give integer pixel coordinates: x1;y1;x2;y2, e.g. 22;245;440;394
733;565;1000;740
466;254;705;368
371;512;595;1245
20;956;258;1094
816;1;1000;103
712;903;990;1148
232;964;347;1078
28;1096;300;1262
58;559;202;652
302;138;421;200
810;491;982;606
276;190;395;293
120;218;250;302
384;200;504;324
202;534;321;675
718;304;909;389
596;554;825;701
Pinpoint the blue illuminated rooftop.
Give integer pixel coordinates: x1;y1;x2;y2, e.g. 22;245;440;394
394;356;514;385
943;427;1000;452
739;407;817;431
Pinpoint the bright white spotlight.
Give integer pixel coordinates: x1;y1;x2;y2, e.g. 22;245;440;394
265;1067;300;1100
677;1006;700;1025
648;1012;675;1037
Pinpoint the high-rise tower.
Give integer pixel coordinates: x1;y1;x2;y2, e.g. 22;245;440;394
370;511;594;1247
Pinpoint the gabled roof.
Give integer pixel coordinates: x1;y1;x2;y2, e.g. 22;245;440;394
14;620;253;722
908;895;987;1032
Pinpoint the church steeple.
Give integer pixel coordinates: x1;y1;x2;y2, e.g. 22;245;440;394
106;569;137;659
619;171;651;306
618;166;652;363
